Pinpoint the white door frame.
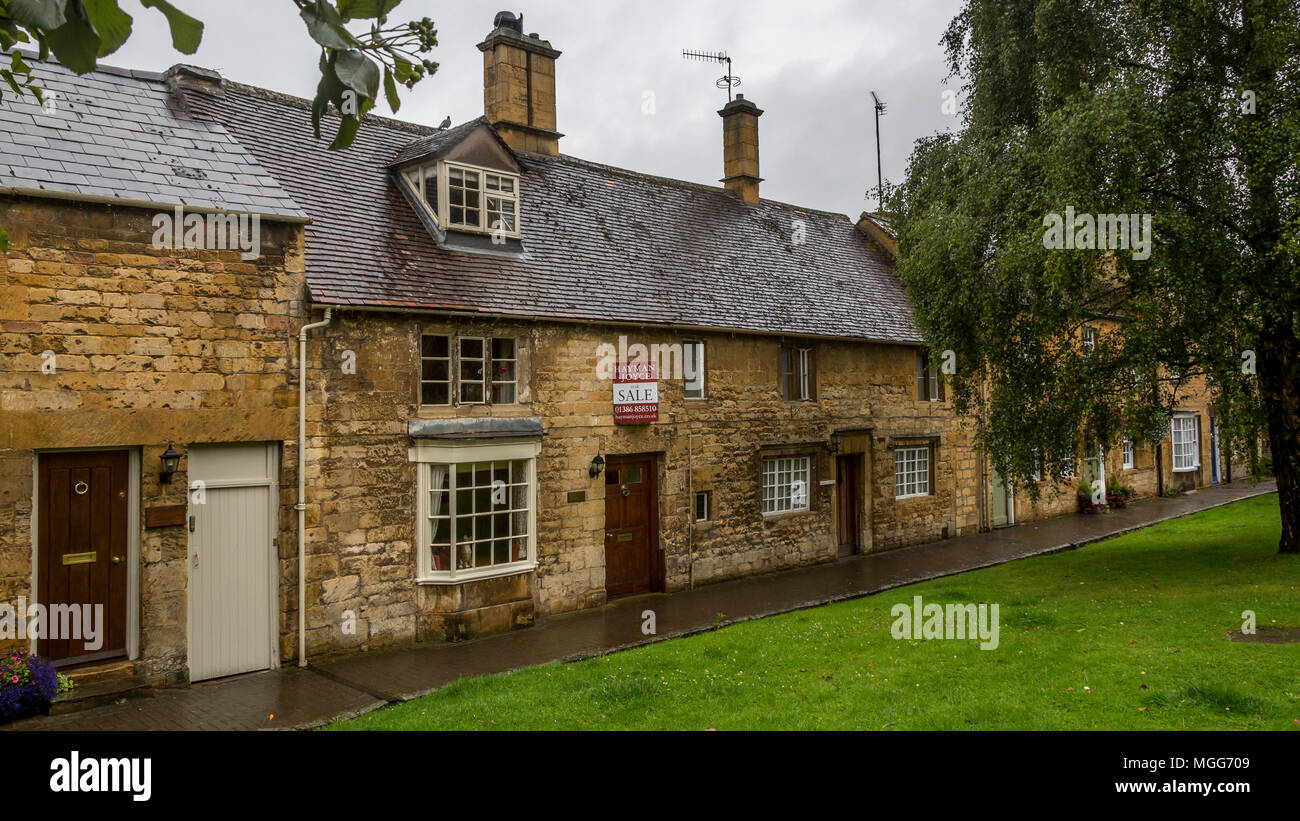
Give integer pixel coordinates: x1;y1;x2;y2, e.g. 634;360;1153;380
185;443;280;680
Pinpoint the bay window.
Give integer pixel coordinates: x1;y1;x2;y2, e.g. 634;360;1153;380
413;440;539;582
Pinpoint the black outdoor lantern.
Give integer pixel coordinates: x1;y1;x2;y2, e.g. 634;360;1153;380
589;454;606;478
159;442;181;484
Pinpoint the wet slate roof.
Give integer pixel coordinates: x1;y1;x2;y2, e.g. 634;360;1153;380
183;78;920;343
0;57;306;220
3;57;920;343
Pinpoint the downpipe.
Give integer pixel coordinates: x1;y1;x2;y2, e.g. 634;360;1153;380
297;307;332;667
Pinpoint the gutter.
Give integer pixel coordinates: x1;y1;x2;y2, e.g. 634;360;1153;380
297;307;332;667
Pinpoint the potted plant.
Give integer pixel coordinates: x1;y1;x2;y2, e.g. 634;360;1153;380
1106;475;1135;509
0;648;59;724
1076;480;1107;514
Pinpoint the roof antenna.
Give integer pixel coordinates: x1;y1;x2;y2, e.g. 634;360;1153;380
682;49;740;103
870;91;887;209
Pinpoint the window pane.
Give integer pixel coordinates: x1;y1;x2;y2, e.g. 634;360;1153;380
422;335;449;358
421;382;449;406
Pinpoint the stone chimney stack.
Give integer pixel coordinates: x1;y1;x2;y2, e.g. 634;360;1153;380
477;11;563;155
718;94;763;203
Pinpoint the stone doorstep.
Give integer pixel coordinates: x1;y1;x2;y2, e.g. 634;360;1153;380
50;658;153;715
51;675;152;716
63;657;136;687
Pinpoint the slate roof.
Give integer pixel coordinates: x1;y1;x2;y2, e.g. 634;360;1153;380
3;57;920;344
181;78;920;343
389;116;494;167
0;57;306;220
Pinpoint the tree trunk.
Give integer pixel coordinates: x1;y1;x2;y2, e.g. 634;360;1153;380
1259;314;1299;554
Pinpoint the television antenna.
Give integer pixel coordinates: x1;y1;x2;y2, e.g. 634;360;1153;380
871;91;887;206
682;49;741;102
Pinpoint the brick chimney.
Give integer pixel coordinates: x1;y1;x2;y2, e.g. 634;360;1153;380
477;11;563;155
718;94;763;203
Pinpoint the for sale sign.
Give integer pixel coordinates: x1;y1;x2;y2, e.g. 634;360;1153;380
613;361;659;424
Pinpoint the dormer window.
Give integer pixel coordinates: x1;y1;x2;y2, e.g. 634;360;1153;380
402;159;520;238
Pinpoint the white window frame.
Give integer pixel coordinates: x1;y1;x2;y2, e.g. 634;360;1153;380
1171;414;1200;472
762;456;811;515
1081;326;1097;354
684;340;705;400
895;446;931;499
411;439;540;583
1122;439;1135;470
439;160;521;238
1061;457;1077;479
694;490;710;522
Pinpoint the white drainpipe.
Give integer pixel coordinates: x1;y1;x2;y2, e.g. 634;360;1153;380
297;307;332;667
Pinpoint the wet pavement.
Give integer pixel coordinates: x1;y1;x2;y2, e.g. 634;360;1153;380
9;478;1276;731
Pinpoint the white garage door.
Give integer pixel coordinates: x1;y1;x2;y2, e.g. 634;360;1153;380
187;443;279;682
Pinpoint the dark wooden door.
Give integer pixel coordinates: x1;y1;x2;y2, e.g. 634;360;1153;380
604;455;659;598
38;450;129;665
836;455;859;557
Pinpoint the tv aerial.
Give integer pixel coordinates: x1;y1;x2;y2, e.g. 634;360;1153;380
682;49;741;102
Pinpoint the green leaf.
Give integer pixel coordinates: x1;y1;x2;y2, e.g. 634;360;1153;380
139;0;203;54
0;69;22;97
83;0;134;57
45;5;102;74
382;64;399;113
0;227;8;254
335;0;403;21
331;49;379;99
8;0;70;30
300;2;356;49
328;114;361;150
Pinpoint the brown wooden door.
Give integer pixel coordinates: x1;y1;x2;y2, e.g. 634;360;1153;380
38;450;129;665
604;455;659;598
836;455;859;557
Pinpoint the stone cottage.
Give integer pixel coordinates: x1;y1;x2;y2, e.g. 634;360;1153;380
0;12;1225;687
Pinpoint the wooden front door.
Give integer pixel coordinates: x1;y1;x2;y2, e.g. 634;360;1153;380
604;455;659;598
37;450;129;666
836;455;859;557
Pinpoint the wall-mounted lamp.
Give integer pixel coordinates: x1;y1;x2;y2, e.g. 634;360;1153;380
160;442;181;484
827;433;841;454
589;454;606;478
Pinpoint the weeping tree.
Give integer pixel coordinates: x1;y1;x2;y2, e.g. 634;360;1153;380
888;0;1299;552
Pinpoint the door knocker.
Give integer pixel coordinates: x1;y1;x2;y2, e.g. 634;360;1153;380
621;485;630;497
74;481;89;495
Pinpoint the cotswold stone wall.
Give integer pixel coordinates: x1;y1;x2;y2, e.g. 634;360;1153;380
1011;377;1219;523
0;195;305;683
299;310;982;654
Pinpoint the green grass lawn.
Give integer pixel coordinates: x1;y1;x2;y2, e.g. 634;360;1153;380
327;494;1299;730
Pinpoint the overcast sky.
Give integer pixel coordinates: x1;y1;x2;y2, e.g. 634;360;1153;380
107;0;965;218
